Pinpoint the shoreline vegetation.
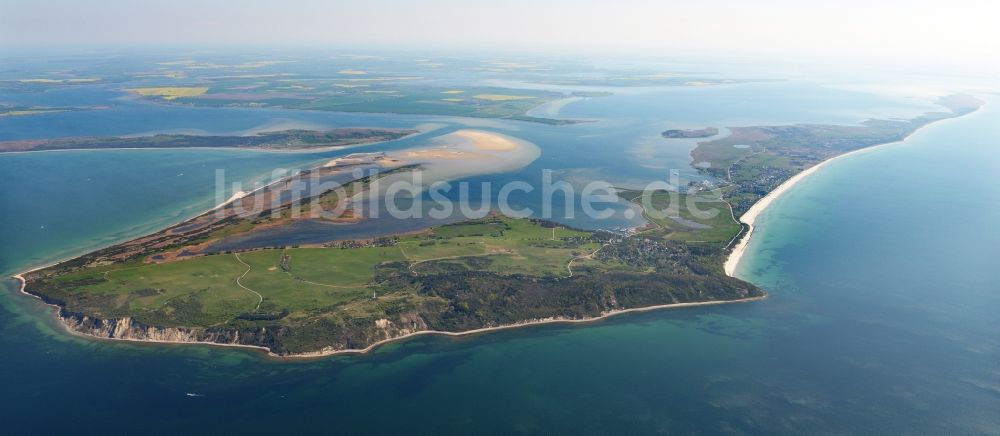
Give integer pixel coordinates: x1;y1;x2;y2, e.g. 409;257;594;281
0;127;418;153
13;272;765;359
11;94;984;359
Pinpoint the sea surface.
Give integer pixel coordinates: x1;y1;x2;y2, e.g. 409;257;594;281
1;78;997;434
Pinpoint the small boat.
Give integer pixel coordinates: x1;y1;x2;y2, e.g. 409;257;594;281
185;393;204;397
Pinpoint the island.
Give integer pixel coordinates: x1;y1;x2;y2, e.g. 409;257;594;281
662;127;719;139
0;128;418;153
536;76;772;87
17;129;763;357
0;106;74;117
14;95;983;358
124;83;594;125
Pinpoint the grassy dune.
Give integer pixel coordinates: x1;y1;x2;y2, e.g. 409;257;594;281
39;218;598;328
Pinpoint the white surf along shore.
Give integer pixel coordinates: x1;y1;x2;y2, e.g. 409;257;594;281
722;106;984;277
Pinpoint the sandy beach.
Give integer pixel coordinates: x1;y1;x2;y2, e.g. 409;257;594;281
355;129;541;195
9;128;549;360
14;266;763;359
722;108;982;277
526;96;584;118
11;104;980;360
453;129;520;151
280;295;768;359
10;116;929;358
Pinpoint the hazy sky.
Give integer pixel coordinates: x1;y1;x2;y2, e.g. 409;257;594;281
2;0;998;70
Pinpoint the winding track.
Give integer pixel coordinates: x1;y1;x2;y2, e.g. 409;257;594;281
565;243;607;278
233;253;264;311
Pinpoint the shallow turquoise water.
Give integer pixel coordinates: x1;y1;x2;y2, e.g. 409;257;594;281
1;83;997;434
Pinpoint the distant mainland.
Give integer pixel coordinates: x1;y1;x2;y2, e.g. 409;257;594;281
0;128;417;153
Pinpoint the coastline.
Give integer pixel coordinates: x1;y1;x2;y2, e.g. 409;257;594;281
0;129;425;156
277;295;768;359
0;127;436;277
8;126;743;359
13;104;981;360
13;271;764;359
12;272;276;355
722;105;985;277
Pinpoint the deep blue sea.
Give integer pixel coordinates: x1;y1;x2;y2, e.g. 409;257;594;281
1;78;997;434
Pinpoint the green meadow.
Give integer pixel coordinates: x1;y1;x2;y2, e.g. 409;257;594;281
43;217;602;328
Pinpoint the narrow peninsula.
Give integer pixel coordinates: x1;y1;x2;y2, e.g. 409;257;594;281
0;128;417;153
692;94;985;273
